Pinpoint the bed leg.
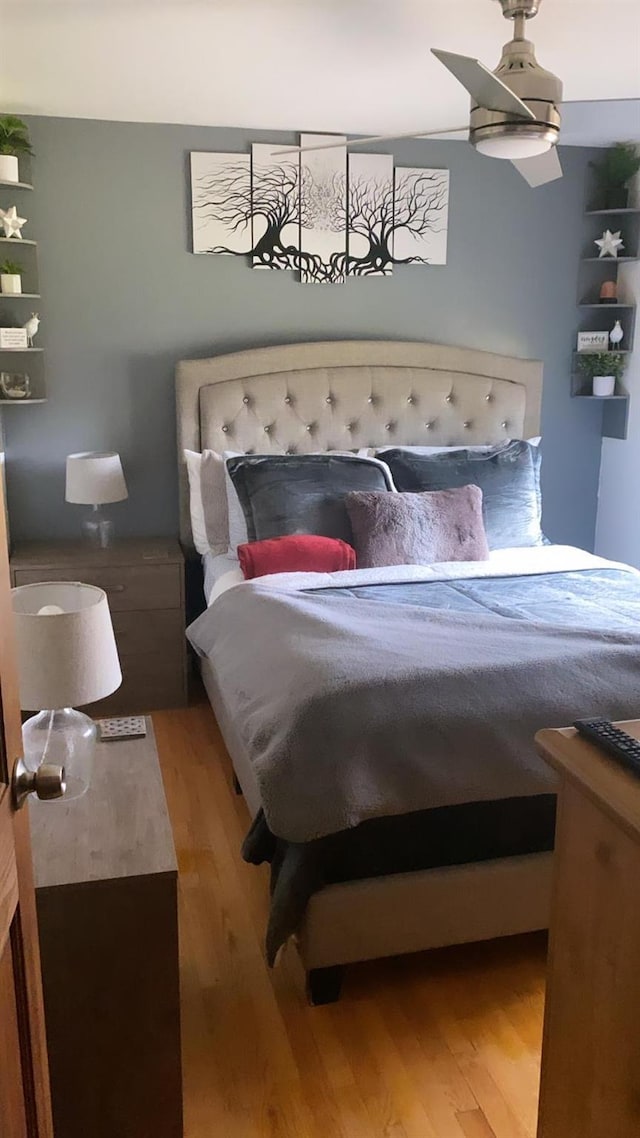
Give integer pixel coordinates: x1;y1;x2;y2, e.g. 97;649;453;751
232;773;243;796
306;966;344;1006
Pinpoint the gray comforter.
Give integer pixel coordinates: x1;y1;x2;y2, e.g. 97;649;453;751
188;563;640;843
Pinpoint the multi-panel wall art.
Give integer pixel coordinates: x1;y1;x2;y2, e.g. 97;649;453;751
190;134;449;284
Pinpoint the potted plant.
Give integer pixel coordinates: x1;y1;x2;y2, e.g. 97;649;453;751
0;258;23;294
591;142;640;210
577;351;627;397
0;116;33;184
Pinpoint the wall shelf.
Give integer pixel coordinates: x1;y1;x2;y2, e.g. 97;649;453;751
0;398;46;405
0;162;45;408
0;180;33;191
574;188;639;440
585;208;640;216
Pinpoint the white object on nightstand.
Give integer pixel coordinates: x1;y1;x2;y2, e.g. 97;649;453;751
97;716;148;741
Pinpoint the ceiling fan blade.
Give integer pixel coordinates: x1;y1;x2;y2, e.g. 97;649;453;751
431;48;536;121
272;125;469;157
511;147;563;187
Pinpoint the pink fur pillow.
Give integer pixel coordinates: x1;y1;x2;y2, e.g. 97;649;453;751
346;485;489;568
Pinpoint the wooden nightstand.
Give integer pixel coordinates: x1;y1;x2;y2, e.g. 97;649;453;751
10;538;187;715
29;717;182;1138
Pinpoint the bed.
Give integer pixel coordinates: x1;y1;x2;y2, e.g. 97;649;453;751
175;340;640;1003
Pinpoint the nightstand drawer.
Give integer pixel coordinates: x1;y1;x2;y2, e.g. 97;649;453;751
111;610;184;655
89;653;186;716
12;564;182;612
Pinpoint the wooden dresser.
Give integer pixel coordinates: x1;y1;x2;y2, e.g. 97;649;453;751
10;538;187;715
535;722;640;1138
29;718;182;1138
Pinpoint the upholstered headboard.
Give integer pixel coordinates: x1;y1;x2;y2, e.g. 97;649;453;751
175;340;543;550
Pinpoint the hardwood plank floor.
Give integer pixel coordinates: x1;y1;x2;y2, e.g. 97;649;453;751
153;700;547;1138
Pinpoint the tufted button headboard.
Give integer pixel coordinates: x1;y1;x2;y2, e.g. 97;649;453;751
175;340;543;550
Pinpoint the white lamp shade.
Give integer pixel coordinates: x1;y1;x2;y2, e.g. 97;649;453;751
66;452;128;505
12;582;122;710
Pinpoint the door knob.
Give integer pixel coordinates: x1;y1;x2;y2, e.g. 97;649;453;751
12;756;66;811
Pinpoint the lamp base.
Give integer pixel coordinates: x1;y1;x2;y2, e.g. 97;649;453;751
22;708;96;800
82;505;114;548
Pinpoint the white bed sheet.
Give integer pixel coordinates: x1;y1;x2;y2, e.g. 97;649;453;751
202;544;636;609
202;552;243;606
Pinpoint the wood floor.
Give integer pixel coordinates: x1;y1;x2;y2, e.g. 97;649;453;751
153;700;547;1138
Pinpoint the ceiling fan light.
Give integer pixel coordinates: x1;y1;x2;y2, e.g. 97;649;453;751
475;135;552;160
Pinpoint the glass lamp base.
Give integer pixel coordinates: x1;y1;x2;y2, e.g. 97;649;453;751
22;708;96;800
82;506;114;549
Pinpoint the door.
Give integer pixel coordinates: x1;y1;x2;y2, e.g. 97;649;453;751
0;473;54;1138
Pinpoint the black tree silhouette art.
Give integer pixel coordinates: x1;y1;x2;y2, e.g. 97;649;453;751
191;158;448;282
342;168;449;277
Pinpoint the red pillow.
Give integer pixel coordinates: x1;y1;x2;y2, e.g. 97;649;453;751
238;534;356;579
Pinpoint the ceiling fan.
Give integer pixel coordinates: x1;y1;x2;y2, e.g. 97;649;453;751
275;0;568;188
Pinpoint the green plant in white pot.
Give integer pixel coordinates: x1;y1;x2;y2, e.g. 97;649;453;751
0;117;33;184
0;258;23;294
577;352;627;397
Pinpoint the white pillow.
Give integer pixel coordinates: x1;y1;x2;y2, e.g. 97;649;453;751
223;451;249;558
184;448;243;556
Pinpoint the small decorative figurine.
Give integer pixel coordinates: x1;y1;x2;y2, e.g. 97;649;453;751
610;319;624;348
595;229;624;258
22;312;39;347
0;205;27;239
599;279;618;304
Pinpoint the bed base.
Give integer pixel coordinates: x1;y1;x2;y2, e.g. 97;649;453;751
200;658;553;1001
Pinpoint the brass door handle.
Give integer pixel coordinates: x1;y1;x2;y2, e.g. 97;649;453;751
12;757;66;811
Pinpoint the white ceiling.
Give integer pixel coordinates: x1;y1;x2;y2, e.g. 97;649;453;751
1;0;639;143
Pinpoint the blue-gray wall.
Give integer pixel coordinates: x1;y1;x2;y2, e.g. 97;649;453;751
3;116;602;548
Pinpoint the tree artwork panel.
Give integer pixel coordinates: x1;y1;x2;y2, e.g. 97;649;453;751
188;142;451;280
191;153;253;255
299;134;347;284
347;153;394;277
251;143;300;271
392;168;450;266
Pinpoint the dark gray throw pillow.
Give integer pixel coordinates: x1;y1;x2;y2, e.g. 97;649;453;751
346;486;489;568
381;441;543;549
227;454;393;544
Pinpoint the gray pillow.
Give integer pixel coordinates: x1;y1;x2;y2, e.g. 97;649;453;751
381;441;542;550
227;453;393;544
346;486;489;568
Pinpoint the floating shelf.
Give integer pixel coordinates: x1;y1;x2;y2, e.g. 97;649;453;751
0;293;40;300
0;237;36;247
572;394;629;401
0;398;46;405
578;302;634;309
0;180;33;191
585;208;640;216
581;257;639;263
0;347;43;353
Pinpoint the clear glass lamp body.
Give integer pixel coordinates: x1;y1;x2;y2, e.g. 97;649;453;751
22;708;96;800
82;505;114;548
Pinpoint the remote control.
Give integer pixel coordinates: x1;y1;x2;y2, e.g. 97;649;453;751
573;718;640;779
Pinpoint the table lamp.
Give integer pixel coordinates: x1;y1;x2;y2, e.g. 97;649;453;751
65;451;128;548
12;582;122;800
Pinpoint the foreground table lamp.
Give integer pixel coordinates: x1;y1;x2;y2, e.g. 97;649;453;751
65;451;128;548
12;582;122;800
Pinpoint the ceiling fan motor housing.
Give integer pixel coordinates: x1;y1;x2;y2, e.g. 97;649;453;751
470;37;562;152
498;0;542;18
